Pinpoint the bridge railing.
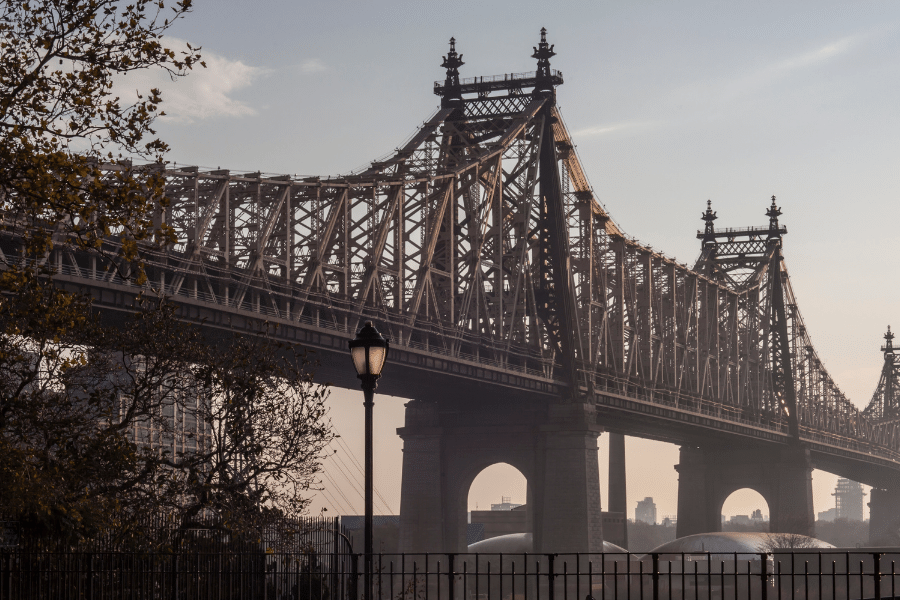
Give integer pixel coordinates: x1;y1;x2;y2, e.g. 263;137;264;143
3;549;899;600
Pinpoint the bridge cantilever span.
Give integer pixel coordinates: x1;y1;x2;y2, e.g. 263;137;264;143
11;29;900;550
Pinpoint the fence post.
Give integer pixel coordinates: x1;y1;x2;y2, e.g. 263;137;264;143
874;552;882;600
548;554;556;600
760;553;768;600
651;553;659;600
88;552;94;600
350;553;360;600
448;554;455;600
172;553;179;600
333;520;340;600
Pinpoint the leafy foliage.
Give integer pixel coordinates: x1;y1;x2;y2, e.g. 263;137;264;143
0;1;334;547
1;294;334;545
0;0;202;281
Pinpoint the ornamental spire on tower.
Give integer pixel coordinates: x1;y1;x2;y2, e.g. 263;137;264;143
441;37;464;106
701;199;718;245
532;27;556;92
767;195;783;239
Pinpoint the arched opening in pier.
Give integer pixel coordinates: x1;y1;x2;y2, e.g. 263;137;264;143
467;463;530;543
721;488;769;532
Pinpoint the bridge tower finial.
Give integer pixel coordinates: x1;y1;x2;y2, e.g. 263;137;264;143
701;199;717;243
441;37;464;107
883;326;894;353
532;27;556;92
766;195;783;238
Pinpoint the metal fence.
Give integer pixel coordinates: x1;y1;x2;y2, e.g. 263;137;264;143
2;550;900;600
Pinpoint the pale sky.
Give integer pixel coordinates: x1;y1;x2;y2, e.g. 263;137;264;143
146;0;900;524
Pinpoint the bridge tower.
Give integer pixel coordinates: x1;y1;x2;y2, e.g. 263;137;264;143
866;327;900;544
676;198;815;537
397;31;604;554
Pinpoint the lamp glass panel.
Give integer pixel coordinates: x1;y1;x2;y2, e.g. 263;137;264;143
351;346;368;376
367;346;387;376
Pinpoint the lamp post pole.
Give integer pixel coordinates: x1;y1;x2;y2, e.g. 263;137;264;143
362;374;375;600
348;321;388;600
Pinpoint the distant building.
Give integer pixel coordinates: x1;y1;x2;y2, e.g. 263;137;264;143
490;496;523;511
471;502;528;539
833;479;866;521
661;516;677;528
635;497;657;525
468;504;627;547
817;507;836;522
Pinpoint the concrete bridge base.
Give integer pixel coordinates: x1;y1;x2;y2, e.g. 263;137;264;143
869;486;900;545
675;444;815;538
397;399;604;553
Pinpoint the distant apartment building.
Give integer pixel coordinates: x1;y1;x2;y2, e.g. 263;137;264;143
635;497;657;525
833;479;866;521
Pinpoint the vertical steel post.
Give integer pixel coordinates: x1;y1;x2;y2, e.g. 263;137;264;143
172;554;179;600
548;554;556;600
364;383;375;600
760;553;768;600
448;554;455;600
874;552;882;600
88;552;94;600
332;518;340;600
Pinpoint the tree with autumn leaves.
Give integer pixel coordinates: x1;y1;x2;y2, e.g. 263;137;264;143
0;0;333;546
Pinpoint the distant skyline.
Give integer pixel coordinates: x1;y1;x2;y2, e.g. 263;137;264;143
148;0;900;523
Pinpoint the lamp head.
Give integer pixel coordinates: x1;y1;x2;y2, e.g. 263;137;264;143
349;321;389;379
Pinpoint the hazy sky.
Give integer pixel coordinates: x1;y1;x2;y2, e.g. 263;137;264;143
145;0;900;524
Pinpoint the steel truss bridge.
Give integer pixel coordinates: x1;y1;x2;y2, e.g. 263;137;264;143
20;31;900;488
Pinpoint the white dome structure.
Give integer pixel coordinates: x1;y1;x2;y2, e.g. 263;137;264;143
647;532;833;556
468;532;630;555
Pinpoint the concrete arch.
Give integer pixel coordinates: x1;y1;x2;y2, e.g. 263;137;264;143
676;444;814;538
720;488;770;527
397;399;604;553
715;486;772;524
444;437;538;551
466;462;531;540
463;461;530;511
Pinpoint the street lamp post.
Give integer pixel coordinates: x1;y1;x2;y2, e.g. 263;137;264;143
349;321;389;600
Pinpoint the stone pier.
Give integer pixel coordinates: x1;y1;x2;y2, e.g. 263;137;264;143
398;399;604;553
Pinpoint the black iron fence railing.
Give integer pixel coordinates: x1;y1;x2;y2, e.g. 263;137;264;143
2;550;900;600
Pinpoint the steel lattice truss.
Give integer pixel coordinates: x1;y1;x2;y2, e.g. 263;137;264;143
20;35;900;462
864;327;900;422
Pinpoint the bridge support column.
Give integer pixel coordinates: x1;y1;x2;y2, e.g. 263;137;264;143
607;432;628;548
869;486;900;545
767;447;815;536
675;447;718;537
533;404;604;553
676;444;814;538
397;400;446;553
397;399;603;553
